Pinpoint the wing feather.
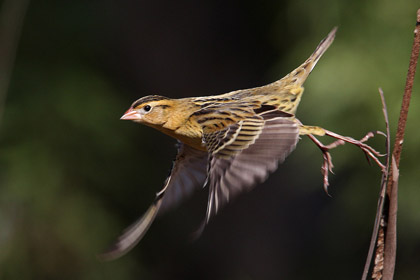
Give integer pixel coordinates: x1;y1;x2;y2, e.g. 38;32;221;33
99;143;208;260
204;111;299;222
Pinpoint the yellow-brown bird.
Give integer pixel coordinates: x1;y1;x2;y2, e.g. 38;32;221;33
99;27;384;260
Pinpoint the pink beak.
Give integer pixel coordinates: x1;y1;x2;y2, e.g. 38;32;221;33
120;108;142;120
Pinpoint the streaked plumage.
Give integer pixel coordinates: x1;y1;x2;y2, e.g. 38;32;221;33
100;27;374;260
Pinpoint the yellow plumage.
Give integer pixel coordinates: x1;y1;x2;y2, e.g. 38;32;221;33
99;27;383;261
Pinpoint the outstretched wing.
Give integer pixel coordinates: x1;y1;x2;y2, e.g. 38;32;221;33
99;143;208;261
203;110;299;222
159;144;208;213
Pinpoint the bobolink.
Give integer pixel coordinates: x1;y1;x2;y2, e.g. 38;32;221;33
100;28;383;260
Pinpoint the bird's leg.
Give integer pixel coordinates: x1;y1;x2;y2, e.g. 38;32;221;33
323;129;386;169
299;124;386;194
298;125;326;136
306;133;344;194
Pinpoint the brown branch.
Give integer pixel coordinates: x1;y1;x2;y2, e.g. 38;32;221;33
362;9;420;280
388;11;420;168
382;9;420;280
372;223;385;279
382;157;399;279
361;88;391;280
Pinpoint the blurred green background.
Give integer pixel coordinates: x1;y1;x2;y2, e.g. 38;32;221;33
1;0;419;279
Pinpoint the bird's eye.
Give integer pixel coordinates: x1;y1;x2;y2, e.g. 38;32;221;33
143;105;151;112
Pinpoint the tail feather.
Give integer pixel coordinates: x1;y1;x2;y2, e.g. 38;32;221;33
282;27;337;86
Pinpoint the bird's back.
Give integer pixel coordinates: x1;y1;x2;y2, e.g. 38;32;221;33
201;27;337;115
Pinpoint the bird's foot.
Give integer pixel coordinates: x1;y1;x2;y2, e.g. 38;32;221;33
307;130;386;194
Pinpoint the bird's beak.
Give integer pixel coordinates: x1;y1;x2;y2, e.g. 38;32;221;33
120;108;142;120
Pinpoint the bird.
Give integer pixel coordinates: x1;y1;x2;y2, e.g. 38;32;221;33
99;27;384;260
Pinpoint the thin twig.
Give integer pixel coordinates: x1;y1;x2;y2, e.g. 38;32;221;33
381;157;399;279
386;11;420;169
362;9;420;279
372;223;385;280
382;9;420;280
361;88;391;280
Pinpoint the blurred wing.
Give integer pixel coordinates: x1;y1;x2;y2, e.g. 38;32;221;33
159;143;209;213
204;110;299;222
98;143;208;261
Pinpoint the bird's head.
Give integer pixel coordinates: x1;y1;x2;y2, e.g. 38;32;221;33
121;95;173;126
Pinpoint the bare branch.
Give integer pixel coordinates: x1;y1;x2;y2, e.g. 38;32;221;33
363;9;420;278
381;157;399;279
362;9;420;280
371;224;385;280
382;9;420;280
361;88;391;280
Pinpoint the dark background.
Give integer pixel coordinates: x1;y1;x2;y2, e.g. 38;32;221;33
1;0;420;279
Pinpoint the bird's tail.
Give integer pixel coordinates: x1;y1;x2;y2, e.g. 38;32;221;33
280;27;337;87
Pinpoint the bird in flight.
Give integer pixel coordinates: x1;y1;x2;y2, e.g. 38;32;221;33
99;28;384;260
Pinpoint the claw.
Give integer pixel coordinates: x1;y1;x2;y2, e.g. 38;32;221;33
321;151;333;197
364;152;372;166
324;130;386;170
359;131;375;143
376;130;387;138
308;129;386;194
